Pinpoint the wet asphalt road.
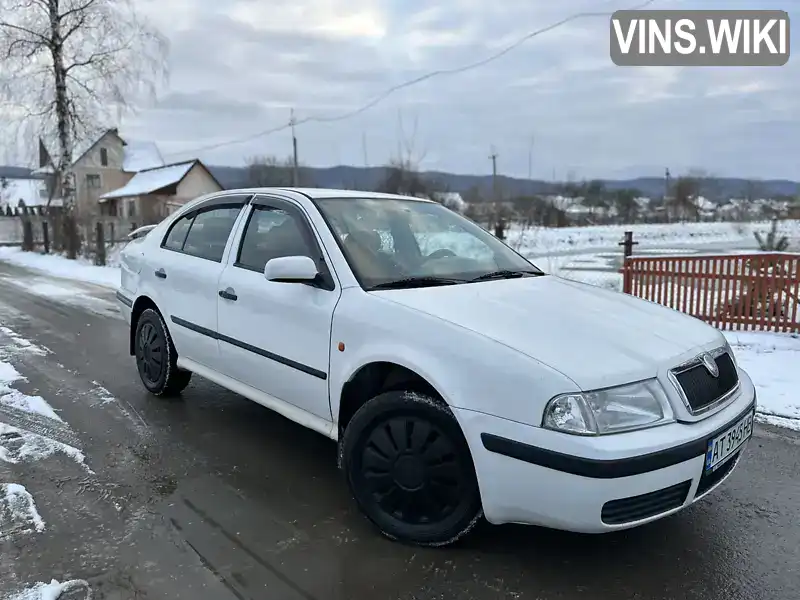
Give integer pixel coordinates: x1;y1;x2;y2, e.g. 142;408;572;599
0;261;798;599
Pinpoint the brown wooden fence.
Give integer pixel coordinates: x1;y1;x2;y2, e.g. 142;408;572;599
621;252;800;333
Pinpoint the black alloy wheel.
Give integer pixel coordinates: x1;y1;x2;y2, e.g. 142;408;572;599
137;320;164;387
342;391;482;546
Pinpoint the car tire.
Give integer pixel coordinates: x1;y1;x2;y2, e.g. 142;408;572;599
341;390;483;547
134;308;192;397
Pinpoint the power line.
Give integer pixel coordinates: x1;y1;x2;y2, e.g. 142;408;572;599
163;0;656;159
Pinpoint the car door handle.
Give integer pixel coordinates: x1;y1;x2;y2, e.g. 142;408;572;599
154;268;167;279
218;288;238;301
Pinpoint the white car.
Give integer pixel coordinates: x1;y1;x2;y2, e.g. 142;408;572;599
117;188;756;546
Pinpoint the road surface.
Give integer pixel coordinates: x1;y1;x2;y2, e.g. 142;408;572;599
0;261;797;600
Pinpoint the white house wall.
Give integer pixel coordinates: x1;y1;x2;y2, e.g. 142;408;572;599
175;166;223;203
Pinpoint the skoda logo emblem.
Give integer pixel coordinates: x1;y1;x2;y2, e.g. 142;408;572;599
700;353;719;378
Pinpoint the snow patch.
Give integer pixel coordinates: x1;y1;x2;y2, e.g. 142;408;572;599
0;358;63;423
1;277;120;317
0;389;63;422
0;326;48;356
725;331;800;425
756;413;800;432
0;423;89;469
0;483;45;540
6;579;92;600
0;361;21;384
0;246;120;289
89;381;116;405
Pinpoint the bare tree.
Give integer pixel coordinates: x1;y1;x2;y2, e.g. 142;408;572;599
0;0;168;257
245;155;314;187
669;175;701;222
375;111;437;198
613;188;640;224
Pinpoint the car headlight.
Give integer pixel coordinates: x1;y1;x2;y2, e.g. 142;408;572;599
542;379;675;436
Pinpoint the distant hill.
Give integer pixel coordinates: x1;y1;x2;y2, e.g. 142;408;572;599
3;164;797;201
207;165;799;201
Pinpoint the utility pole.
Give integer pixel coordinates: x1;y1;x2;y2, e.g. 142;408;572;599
489;146;498;202
362;131;369;167
290;109;299;186
665;167;672;223
527;135;534;181
489;146;505;240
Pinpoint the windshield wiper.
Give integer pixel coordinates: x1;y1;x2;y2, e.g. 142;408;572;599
370;276;466;290
468;269;544;283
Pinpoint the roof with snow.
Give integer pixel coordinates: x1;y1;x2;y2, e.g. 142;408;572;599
37;129;163;173
100;160;198;200
0;178;61;207
123;140;164;172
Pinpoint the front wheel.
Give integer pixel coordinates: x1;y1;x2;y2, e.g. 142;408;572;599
134;308;192;396
341;390;483;546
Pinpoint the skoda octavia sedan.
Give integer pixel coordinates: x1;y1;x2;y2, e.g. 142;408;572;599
117;188;756;547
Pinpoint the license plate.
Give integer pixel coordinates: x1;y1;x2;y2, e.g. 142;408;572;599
705;411;754;472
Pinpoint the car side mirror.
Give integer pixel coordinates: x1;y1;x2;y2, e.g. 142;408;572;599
264;255;319;283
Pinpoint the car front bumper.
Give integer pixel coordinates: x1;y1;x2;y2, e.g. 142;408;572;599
453;369;757;533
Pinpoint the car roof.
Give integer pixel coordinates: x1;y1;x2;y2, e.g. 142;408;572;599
220;188;435;202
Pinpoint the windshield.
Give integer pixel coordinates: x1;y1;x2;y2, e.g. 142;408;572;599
316;197;543;289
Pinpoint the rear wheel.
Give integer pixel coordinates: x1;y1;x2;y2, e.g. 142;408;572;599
134;308;192;396
341;390;482;546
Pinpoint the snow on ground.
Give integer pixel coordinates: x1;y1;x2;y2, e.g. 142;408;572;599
0;246;120;289
0;276;121;318
0;423;89;468
0;326;91;470
724;331;800;430
0;326;48;357
0;483;45;541
5;579;92;600
506;219;800;256
0;359;63;423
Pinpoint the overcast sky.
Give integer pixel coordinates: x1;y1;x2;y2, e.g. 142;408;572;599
92;0;800;180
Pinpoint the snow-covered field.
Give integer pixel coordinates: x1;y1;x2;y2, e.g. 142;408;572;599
0;220;798;432
505;219;800;256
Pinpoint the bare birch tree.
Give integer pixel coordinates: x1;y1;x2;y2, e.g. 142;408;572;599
0;0;168;257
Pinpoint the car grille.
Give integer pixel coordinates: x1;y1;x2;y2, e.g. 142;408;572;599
671;351;738;413
601;481;692;525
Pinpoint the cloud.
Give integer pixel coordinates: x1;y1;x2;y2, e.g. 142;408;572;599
20;0;800;179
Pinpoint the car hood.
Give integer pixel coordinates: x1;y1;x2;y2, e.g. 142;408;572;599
374;275;726;390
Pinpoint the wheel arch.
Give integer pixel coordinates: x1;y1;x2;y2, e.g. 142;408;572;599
337;359;451;437
129;295;162;355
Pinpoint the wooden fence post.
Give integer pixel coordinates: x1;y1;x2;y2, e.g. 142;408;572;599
619;231;639;294
95;222;106;266
42;222;50;254
21;219;34;251
109;222;115;245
